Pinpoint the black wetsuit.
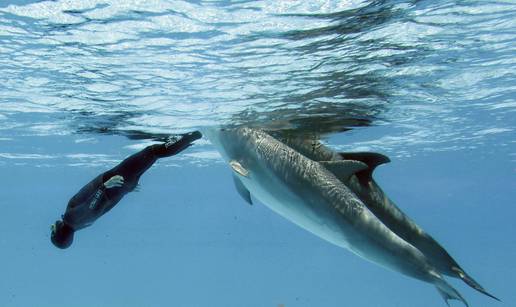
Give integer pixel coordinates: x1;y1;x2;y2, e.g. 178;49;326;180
63;137;194;231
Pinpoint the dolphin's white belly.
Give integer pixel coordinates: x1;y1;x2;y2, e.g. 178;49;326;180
236;161;414;273
239;169;428;278
238;172;352;250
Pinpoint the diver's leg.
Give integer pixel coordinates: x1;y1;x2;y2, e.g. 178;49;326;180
100;131;201;203
103;146;158;187
104;130;202;182
152;131;202;158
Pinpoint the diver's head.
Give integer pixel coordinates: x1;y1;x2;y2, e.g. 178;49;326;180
50;220;74;249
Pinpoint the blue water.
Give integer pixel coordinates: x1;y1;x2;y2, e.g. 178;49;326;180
0;0;515;306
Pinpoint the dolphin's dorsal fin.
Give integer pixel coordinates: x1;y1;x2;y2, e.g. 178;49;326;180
232;174;252;205
339;152;390;170
339;152;390;184
320;160;368;181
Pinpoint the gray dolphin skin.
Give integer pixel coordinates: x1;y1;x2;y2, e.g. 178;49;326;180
280;137;498;301
205;127;468;306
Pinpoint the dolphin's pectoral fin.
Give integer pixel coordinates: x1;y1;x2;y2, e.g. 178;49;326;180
229;159;252;205
339;152;390;184
320;160;368;181
229;160;249;177
232;174;252;205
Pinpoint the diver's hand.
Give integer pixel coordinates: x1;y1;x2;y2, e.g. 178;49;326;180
104;175;124;189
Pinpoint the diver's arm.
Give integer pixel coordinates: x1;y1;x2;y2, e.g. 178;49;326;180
86;176;124;208
67;176;103;208
103;175;124;188
68;175;124;208
63;175;126;229
85;175;124;209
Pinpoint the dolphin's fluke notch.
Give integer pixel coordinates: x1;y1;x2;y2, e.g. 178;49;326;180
435;277;469;307
454;267;500;301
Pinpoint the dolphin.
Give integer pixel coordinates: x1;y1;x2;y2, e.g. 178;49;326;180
279;137;498;301
206;127;468;306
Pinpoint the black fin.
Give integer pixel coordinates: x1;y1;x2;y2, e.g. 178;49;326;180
160;131;202;156
232;174;252;205
435;280;469;307
339;152;390;184
454;267;500;301
339;152;390;169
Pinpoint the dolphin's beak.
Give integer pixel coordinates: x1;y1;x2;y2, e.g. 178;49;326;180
202;127;227;160
201;127;220;147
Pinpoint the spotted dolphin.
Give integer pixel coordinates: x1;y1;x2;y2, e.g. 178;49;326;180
206;127;468;306
279;137;498;301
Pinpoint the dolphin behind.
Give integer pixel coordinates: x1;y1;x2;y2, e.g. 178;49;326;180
280;137;498;301
206;127;469;306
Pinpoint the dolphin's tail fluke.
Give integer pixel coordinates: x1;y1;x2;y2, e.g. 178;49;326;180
434;277;469;307
453;267;500;301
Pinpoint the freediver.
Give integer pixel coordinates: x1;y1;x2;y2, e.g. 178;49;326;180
50;131;203;249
